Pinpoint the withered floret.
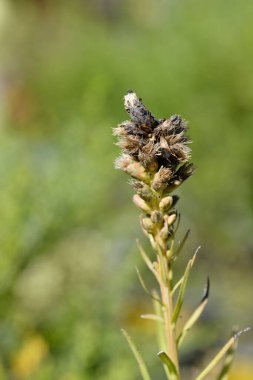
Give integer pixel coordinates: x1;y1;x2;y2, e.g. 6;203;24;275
114;92;193;194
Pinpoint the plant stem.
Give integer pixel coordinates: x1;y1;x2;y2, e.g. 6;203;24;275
160;260;180;378
147;188;180;378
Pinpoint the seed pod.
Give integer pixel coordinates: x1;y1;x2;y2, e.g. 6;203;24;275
160;222;170;241
141;217;155;234
150;210;163;225
165;212;177;226
133;194;151;213
159;196;173;212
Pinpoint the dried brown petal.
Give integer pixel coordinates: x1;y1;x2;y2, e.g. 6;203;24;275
174;163;195;181
152;167;172;191
117;135;142;155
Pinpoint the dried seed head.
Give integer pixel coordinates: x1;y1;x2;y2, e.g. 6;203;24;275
152;167;172;191
114;91;194;199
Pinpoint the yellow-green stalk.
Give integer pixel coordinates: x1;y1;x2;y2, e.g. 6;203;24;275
113;91;249;380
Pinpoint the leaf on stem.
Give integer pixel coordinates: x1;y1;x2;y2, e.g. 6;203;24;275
121;329;151;380
174;229;190;257
152;289;167;354
158;351;178;380
136;239;160;283
172;246;200;296
172;251;198;324
216;331;237;380
136;267;162;304
177;277;210;347
195;328;251;380
141;314;163;322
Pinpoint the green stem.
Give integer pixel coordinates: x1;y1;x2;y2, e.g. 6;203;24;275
157;248;180;379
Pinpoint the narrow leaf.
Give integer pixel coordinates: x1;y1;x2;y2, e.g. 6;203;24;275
195;328;250;380
121;329;151;380
136;267;162;304
216;333;237;380
172;246;200;296
152;291;171;379
152;289;167;351
172;252;198;324
141;314;163;322
136;239;160;283
177;277;210;347
158;351;178;380
174;229;190;257
171;277;183;296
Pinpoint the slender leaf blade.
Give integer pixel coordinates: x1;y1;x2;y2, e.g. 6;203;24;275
177;277;210;347
141;314;163;322
172;252;197;324
152;291;169;378
136;239;160;283
195;328;250;380
172;246;200;296
217;335;237;380
158;351;178;380
136;267;162;304
121;329;151;380
174;229;190;257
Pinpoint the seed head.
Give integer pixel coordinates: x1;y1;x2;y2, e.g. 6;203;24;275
114;92;194;195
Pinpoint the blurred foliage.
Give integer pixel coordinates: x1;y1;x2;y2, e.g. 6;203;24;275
0;0;252;379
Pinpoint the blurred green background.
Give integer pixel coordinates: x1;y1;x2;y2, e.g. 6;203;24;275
0;0;252;379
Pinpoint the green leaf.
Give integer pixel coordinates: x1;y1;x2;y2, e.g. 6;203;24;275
177;277;210;347
174;229;190;257
195;328;250;380
172;246;200;296
153;291;170;379
121;329;151;380
140;314;163;322
136;239;160;283
136;267;162;304
172;251;198;324
152;289;167;352
158;351;178;380
216;332;237;380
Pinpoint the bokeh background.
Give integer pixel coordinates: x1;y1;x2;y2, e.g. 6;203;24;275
0;0;252;379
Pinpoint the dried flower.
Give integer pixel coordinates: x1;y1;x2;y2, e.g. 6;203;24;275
114;91;193;196
114;92;247;380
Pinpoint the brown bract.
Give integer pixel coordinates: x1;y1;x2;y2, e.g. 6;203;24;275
114;91;194;195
